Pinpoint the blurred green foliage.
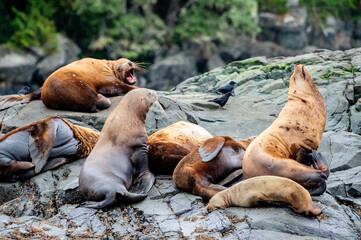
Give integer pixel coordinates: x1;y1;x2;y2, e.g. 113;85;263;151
299;0;361;22
0;0;360;61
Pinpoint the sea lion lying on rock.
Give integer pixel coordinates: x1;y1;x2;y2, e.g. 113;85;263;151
0;57;141;112
206;175;322;216
243;65;329;195
79;88;157;208
173;136;255;201
147;121;213;175
0;116;99;182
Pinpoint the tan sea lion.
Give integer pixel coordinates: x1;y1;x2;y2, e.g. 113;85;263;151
206;175;322;216
0;116;99;182
173;136;256;201
147;121;213;175
242;65;329;195
79;88;157;208
0;57;141;112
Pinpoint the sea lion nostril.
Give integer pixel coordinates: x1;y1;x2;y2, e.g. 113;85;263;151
128;62;133;67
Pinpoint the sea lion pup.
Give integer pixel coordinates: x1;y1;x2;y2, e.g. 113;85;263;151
147;121;213;175
243;65;329;196
206;175;321;216
79;88;157;209
173;136;256;201
0;57;142;112
0;116;99;182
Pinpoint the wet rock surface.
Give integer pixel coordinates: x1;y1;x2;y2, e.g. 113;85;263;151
0;48;361;239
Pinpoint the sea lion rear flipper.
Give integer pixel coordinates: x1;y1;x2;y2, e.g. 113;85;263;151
122;192;148;204
199;137;225;162
308;150;330;178
217;169;243;186
29;119;58;174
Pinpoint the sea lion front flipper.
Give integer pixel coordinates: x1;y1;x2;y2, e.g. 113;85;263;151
29;120;57;174
217;169;243;186
41;157;70;172
199;137;225;162
131;170;155;194
122;192;148;204
131;147;155;194
308;150;330;178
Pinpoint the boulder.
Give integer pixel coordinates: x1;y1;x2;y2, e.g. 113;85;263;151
0;48;361;238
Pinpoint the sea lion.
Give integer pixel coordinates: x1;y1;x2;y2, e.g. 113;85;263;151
0;116;99;182
242;65;329;195
0;57;141;112
79;88;157;208
147;121;213;175
173;136;256;201
206;175;321;216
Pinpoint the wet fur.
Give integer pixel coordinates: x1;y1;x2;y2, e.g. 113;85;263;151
173;136;256;201
0;116;99;182
79;88;157;208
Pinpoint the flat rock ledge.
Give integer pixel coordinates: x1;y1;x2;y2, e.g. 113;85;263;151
0;48;361;239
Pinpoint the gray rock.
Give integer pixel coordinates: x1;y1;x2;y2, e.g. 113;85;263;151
327;166;361;197
0;45;38;94
148;51;199;90
35;35;81;85
319;131;361;172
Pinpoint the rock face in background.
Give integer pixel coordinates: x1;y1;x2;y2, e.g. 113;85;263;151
0;35;80;95
0;48;360;239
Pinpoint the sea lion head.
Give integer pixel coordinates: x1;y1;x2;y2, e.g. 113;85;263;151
121;88;158;120
289;65;318;95
113;58;140;85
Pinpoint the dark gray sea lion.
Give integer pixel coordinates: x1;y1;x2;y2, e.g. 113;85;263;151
0;116;99;182
79;88;157;208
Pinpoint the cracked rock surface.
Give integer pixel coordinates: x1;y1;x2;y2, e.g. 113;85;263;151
0;48;361;239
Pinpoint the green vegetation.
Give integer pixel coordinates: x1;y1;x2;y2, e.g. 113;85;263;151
1;0;360;61
0;0;258;61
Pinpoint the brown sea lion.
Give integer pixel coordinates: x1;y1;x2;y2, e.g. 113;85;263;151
242;65;329;196
0;116;99;182
79;88;157;209
173;136;256;201
206;175;321;216
147;121;213;175
0;57;141;112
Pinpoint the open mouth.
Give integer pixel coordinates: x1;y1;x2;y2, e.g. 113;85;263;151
126;69;136;85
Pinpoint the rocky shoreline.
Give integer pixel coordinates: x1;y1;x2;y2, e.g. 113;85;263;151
0;48;360;239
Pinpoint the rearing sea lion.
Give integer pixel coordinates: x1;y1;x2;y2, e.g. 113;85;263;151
79;88;157;208
0;116;99;182
242;65;329;195
0;57;141;112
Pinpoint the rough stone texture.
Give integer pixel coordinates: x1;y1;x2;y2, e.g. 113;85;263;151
0;48;361;239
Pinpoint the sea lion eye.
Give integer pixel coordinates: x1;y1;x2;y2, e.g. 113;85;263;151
128;62;133;67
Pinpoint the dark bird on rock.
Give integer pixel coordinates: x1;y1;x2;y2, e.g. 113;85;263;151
208;92;232;109
214;81;235;94
17;86;31;95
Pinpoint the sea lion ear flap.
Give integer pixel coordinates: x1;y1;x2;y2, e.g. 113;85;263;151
199;137;225;163
29;120;57;174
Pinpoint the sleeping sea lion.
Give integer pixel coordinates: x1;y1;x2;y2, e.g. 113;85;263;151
242;65;329;195
0;116;99;182
79;88;157;208
147;121;213;175
206;175;321;216
173;136;255;201
0;57;141;112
